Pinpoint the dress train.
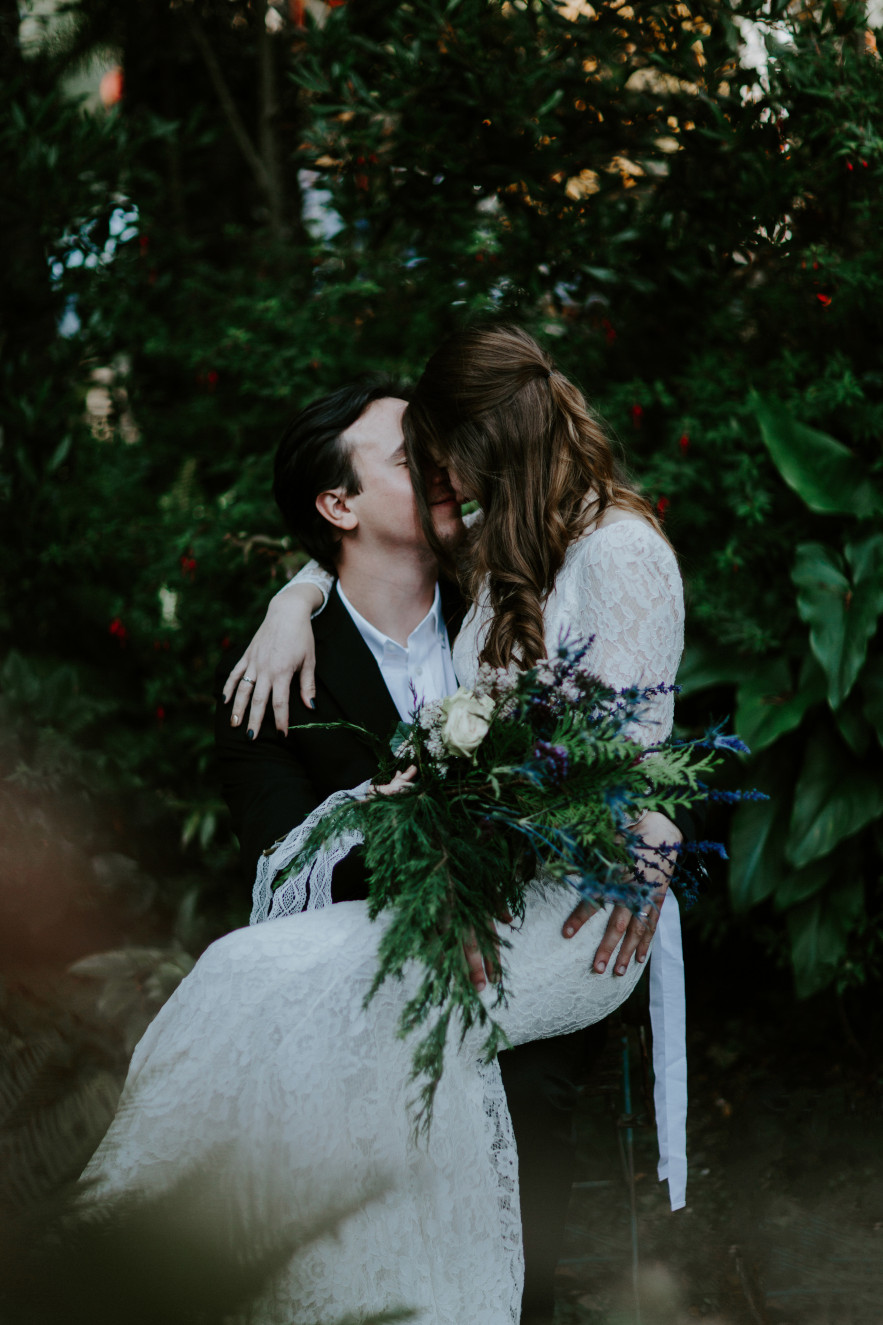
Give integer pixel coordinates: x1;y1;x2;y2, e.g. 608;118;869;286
84;890;645;1324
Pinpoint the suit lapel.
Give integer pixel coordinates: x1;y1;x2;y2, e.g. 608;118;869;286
440;576;467;642
313;586;400;738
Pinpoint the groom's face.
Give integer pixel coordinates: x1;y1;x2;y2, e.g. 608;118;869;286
341;397;462;555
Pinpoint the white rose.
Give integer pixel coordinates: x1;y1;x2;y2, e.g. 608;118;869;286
440;688;495;759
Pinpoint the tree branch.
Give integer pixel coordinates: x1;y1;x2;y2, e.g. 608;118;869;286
255;0;284;238
185;10;273;204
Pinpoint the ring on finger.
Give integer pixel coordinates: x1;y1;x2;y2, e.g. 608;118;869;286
637;909;651;921
243;675;257;686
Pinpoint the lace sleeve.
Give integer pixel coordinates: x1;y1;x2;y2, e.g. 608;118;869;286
251;780;371;923
272;559;334;615
559;522;684;746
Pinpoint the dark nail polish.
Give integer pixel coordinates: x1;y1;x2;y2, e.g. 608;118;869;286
308;698;316;710
247;729;255;740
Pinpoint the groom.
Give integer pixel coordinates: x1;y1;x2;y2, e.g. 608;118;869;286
215;377;677;1323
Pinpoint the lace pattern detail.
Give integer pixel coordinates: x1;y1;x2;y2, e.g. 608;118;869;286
275;561;334;614
84;905;526;1324
477;1056;523;1316
247;777;523;1321
454;519;684;747
250;782;371;924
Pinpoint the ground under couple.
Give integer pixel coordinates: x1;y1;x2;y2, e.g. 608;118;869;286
82;325;686;1325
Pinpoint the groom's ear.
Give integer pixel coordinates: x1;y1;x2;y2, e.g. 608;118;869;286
316;488;359;533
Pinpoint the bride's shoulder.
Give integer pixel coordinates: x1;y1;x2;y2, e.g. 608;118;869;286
563;510;683;607
574;508;677;567
561;513;683;623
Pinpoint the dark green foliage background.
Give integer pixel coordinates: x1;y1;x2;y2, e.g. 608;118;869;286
2;0;882;1044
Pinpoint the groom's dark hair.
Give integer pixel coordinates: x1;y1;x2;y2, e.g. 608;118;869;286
274;376;408;573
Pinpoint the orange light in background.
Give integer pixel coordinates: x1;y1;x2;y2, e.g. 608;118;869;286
100;66;124;107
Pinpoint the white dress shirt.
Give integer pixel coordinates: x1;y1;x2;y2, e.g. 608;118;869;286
335;581;458;720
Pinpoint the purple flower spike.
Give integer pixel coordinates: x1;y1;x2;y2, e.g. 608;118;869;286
534;739;570;784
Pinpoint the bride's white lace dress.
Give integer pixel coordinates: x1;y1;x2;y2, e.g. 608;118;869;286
82;518;683;1325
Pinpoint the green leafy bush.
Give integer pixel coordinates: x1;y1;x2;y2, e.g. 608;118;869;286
1;0;882;1002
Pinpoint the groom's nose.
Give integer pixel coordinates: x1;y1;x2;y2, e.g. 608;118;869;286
426;462;455;500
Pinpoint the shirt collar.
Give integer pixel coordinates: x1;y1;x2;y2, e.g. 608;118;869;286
335;581;445;658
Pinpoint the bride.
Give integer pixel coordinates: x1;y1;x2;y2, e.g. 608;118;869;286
81;325;684;1325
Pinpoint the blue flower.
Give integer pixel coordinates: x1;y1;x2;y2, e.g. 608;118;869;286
705;788;769;804
698;721;751;755
712;734;751;754
685;839;729;861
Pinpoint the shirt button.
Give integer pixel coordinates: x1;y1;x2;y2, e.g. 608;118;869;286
415;666;424;677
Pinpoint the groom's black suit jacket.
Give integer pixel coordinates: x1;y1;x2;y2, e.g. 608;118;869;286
215;578;467;900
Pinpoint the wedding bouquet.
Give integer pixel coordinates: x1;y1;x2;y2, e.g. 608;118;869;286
275;638;746;1121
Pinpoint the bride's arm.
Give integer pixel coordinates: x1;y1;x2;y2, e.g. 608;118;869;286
227;505;480;733
224;560;334;734
560;522;686;969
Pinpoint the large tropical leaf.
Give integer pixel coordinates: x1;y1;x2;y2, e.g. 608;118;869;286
772;855;836;913
786;723;883;869
675;644;746;697
728;742;796;912
729;791;790;911
792;536;883;709
862;656;883;747
786;875;865;998
753;396;882;518
734;654;825;754
834;688;873;757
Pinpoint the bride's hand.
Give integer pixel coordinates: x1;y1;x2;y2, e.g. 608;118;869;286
561;810;683;974
223;583;323;735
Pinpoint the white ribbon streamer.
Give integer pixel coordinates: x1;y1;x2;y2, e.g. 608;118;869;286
648;892;687;1211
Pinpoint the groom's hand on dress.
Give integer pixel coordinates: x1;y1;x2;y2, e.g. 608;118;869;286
561;810;683;976
462;915;511;993
463;928;492;992
373;769;511;993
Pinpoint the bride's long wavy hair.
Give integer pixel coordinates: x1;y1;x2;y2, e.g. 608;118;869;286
404;324;663;670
